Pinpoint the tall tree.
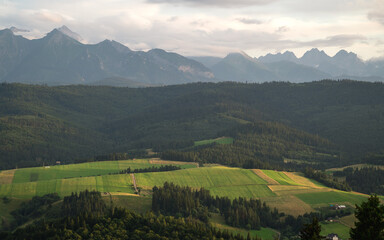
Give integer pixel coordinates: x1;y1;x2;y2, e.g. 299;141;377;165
350;194;384;240
299;217;323;240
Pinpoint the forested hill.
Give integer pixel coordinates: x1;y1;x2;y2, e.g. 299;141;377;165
0;80;383;169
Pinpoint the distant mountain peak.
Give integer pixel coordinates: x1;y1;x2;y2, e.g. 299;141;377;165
282;51;297;58
226;51;255;62
334;49;358;59
258;50;298;63
57;25;83;42
99;39;131;53
9;27;29;33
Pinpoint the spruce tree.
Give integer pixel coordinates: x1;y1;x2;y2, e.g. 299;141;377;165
299;217;322;240
350;194;384;240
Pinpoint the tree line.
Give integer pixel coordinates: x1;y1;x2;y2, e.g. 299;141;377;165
151;182;352;238
333;167;384;195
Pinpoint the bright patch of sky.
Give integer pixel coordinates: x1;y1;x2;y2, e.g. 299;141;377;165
0;0;383;60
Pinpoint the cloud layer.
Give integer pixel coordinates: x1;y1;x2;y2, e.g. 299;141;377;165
0;0;383;60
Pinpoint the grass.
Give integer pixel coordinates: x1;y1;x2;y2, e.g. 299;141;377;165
210;213;278;240
135;166;268;190
261;170;298;185
209;185;276;199
11;159;196;184
295;191;368;206
0;162;375;220
0;174;135;199
194;137;234;146
321;222;351;239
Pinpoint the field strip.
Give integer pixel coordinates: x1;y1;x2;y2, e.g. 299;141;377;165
149;158;199;167
268;185;331;196
268;185;313;192
283;171;322;188
0;169;16;184
262;195;314;216
252;169;279;185
109;192;140;197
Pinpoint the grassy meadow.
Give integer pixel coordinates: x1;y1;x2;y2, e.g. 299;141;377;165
0;162;369;212
0;159;372;239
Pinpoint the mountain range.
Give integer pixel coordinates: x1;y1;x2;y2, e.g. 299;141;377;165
0;26;214;86
0;26;383;86
192;49;384;83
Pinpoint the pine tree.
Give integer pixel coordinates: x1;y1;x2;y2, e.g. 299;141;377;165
350;194;384;240
299;217;322;240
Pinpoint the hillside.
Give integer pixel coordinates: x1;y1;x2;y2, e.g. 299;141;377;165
0;160;368;216
0;160;369;239
1;81;384;169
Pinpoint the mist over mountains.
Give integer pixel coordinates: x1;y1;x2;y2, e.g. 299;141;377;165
1;26;383;86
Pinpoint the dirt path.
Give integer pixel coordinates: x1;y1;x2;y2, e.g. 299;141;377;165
130;173;139;194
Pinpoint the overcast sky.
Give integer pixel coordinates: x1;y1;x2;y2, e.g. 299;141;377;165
1;0;383;60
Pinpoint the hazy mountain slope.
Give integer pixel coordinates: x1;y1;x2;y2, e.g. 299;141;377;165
211;52;331;83
264;61;331;82
0;29;33;80
212;53;277;82
0;27;216;85
4;29;107;85
258;48;377;79
188;56;223;68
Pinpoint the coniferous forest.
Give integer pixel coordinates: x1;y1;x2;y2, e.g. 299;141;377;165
1;80;384;170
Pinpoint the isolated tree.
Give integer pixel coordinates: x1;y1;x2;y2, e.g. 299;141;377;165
299;217;323;240
350;194;384;240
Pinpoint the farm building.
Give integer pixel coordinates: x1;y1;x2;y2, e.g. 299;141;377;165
326;233;339;240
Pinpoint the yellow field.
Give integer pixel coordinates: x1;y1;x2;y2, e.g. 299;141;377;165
0;170;15;184
262;195;313;216
252;169;279;185
283;172;322;188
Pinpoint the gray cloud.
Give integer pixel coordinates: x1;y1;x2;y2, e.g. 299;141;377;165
276;26;289;33
306;34;367;48
146;0;277;8
368;11;384;25
236;18;263;24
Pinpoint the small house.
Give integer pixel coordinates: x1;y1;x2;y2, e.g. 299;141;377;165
327;233;339;240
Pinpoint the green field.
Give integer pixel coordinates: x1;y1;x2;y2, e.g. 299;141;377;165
210;213;278;240
194;137;234;146
135;166;268;190
0;161;372;239
321;222;350;239
295;191;368;206
11;159;197;184
0;174;135;198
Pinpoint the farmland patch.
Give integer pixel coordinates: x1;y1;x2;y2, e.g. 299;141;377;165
0;170;15;184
